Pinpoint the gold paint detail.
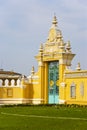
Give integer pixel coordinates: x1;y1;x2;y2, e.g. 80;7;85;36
49;80;54;87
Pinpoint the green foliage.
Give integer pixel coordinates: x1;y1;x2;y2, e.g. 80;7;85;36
0;105;87;130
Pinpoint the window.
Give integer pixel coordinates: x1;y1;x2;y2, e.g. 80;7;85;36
7;88;13;97
70;82;76;98
80;82;84;96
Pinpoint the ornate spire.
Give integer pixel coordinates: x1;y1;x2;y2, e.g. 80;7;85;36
47;15;59;43
52;15;58;26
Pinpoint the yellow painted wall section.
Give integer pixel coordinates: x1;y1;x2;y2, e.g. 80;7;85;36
27;64;45;103
59;64;66;101
44;62;48;103
29;62;49;104
0;87;23;98
65;74;87;105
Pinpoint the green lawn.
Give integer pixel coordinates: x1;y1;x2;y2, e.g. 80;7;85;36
0;105;87;130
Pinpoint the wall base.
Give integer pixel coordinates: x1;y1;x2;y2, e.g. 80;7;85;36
0;98;44;105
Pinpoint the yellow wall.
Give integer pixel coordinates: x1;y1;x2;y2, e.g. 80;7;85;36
64;71;87;105
0;87;23;98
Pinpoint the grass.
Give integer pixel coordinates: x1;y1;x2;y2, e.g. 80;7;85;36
0;105;87;130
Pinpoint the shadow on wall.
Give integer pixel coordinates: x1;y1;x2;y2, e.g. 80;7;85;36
22;82;34;104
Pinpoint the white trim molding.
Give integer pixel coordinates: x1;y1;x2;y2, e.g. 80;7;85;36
0;98;44;105
59;99;66;104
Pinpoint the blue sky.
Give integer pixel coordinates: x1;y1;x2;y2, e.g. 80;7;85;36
0;0;87;75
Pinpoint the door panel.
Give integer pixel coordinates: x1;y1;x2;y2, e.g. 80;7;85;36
48;61;59;104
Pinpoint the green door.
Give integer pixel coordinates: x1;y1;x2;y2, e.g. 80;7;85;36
48;61;59;104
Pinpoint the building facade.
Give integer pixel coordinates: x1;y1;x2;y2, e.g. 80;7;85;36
0;16;87;105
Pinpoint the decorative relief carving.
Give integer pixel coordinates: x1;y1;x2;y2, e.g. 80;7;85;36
65;72;87;78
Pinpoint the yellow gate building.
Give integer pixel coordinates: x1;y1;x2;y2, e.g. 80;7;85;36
0;16;87;105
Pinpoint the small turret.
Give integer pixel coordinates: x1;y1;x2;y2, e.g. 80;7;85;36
66;41;71;53
31;66;35;75
76;62;81;71
57;30;62;39
39;44;43;53
59;40;65;53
